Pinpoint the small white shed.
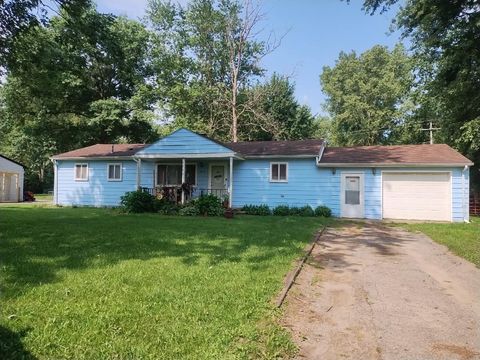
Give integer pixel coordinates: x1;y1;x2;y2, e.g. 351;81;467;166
0;155;24;202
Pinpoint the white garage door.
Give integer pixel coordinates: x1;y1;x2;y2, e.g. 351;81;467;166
382;172;451;221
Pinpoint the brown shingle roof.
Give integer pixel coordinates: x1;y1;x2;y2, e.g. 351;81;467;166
53;144;146;159
320;144;473;165
225;139;324;156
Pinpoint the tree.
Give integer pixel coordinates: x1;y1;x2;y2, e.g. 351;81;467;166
0;0;90;70
147;0;277;141
0;5;157;191
241;74;315;140
320;44;413;146
356;0;480;189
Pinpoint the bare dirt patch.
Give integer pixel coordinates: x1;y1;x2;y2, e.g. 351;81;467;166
282;223;480;360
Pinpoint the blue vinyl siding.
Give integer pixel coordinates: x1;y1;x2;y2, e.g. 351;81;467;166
136;128;234;155
232;159;339;213
57;160;137;206
56;156;469;222
232;161;468;222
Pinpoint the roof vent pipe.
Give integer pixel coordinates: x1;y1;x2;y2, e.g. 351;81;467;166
111;145;114;153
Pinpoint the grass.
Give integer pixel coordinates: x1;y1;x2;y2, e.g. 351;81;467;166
33;194;53;202
0;206;331;359
396;217;480;267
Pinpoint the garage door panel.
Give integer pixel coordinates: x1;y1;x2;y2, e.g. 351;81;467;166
382;172;451;221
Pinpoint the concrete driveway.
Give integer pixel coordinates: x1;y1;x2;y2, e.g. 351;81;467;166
283;223;480;360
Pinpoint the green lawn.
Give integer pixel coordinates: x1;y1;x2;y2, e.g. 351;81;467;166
397;217;480;267
0;207;329;359
34;194;53;202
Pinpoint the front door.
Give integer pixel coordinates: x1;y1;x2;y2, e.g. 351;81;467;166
210;165;226;196
341;173;364;218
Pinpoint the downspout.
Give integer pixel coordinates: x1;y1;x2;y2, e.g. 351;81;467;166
462;165;469;223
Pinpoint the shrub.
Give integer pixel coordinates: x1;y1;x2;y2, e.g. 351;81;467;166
120;190;156;213
196;194;224;216
315;205;332;217
241;204;271;216
179;205;200;216
299;205;315;217
154;197;179;215
288;206;301;216
273;205;290;216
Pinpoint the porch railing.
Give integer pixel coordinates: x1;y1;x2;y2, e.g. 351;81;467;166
139;186;228;203
197;188;228;198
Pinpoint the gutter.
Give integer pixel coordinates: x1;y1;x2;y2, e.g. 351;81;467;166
316;162;474;168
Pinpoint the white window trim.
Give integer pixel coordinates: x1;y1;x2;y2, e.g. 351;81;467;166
107;163;123;182
270;162;288;183
74;163;89;181
155;163;198;187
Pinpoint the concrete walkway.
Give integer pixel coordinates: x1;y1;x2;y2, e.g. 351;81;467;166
283;223;480;360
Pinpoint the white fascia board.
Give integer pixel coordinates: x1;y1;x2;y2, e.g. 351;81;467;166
134;153;243;160
51;156;134;161
316;162;473;168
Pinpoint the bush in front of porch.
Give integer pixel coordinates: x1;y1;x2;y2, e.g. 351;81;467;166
120;190;224;216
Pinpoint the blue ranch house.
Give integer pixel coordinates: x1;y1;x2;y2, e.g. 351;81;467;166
52;128;473;222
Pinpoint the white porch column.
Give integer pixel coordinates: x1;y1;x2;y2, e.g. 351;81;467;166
136;158;142;190
181;158;186;204
229;156;233;208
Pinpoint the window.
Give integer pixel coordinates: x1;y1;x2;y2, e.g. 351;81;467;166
270;162;288;182
156;164;196;186
75;163;88;181
345;176;360;205
108;163;122;181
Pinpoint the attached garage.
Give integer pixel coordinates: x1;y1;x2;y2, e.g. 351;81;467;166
317;144;473;222
0;154;24;202
382;172;451;221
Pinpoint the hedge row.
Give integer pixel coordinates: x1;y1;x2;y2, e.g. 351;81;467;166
242;204;332;217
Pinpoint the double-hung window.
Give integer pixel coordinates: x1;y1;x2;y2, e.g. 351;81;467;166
75;163;88;181
270;162;288;182
108;163;122;181
156;164;197;186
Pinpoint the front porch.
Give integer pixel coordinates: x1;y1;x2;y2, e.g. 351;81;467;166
135;157;236;206
132;128;244;207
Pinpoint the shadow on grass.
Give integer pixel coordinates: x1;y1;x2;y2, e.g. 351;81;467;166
0;207;329;297
0;325;37;360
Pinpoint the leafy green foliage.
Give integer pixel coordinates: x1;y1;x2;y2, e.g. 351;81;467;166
320;44;414;146
0;4;157;192
299;205;315;217
356;0;480;189
179;204;200;216
272;205;290;216
242;204;271;216
195;194;224;216
243;74;315;140
120;190;157;213
315;205;332;217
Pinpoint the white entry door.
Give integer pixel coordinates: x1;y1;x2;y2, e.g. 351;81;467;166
210;165;225;190
341;173;364;218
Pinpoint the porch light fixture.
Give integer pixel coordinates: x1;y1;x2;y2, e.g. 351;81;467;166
331;168;336;175
372;168;376;175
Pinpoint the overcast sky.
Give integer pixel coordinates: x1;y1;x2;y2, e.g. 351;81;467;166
95;0;404;115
